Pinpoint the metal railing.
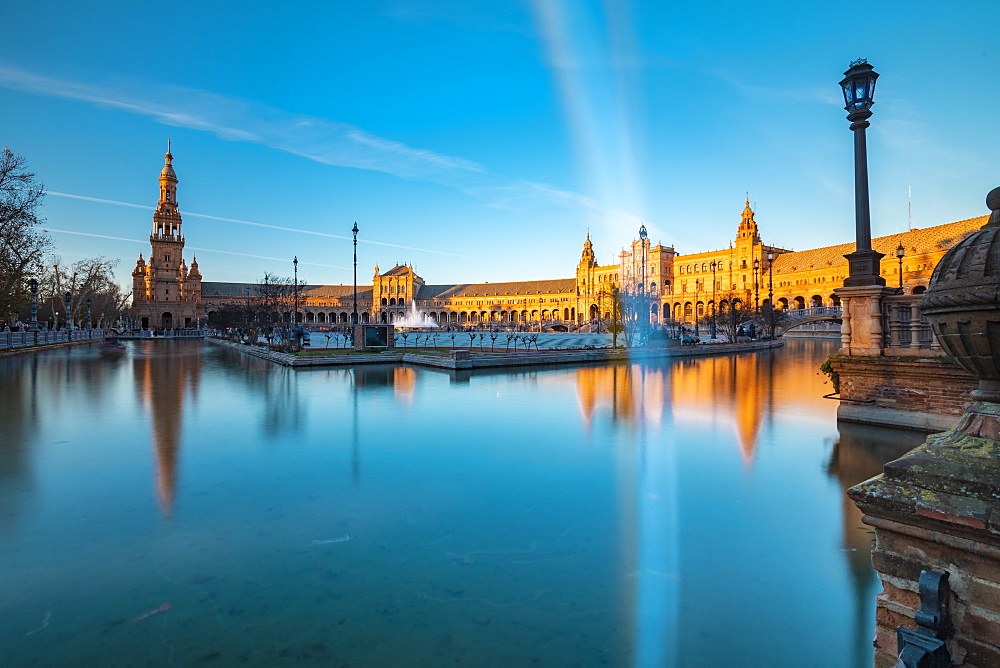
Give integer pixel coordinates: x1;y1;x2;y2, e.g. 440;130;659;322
0;329;111;350
881;294;940;355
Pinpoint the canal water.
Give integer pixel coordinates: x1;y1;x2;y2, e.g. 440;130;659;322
0;339;926;666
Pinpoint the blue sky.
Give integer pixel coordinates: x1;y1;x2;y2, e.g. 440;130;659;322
2;0;998;288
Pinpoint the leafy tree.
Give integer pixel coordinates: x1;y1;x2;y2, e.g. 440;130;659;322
0;148;51;320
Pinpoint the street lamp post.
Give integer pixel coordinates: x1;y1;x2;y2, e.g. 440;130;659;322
753;258;760;312
293;256;299;327
896;242;905;292
694;280;700;338
86;298;92;330
710;261;717;339
352;222;359;324
639;224;648;332
767;249;776;337
28;279;38;329
64;292;72;330
840;59;886;286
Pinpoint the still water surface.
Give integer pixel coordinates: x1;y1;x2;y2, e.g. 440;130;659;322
0;339;926;666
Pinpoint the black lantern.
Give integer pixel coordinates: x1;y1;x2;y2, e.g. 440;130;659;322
840;59;879;114
896;242;906;291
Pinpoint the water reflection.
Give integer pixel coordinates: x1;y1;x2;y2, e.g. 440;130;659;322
828;422;928;668
132;342;202;515
0;338;933;666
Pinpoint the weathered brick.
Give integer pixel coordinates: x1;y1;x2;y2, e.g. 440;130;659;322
966;578;1000;616
961;612;1000;643
954;634;1000;667
878;580;920;611
876;604;914;630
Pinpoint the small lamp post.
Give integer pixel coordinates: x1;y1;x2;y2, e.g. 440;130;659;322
767;249;776;336
753;257;760;311
86;298;92;330
352;222;359;325
896;242;906;292
694;280;700;338
293;256;299;326
840;59;886;286
710;261;717;340
28;278;38;329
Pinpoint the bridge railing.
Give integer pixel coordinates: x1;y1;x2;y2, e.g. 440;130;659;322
881;294;941;356
0;329;111;350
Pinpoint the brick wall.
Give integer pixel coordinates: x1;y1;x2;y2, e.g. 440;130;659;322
863;516;1000;667
830;355;978;418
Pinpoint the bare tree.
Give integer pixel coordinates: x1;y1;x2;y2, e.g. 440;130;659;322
31;257;128;328
0;148;51;320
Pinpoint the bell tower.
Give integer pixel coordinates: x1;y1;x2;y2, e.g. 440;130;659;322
131;144;202;329
150;141;184;284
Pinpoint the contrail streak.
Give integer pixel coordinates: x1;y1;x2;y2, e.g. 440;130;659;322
44;229;344;268
46;190;476;259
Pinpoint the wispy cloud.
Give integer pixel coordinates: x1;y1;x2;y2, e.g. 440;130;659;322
0;65;482;180
5;62;644;242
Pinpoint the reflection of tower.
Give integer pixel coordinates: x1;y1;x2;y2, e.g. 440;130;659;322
731;354;767;467
134;343;201;515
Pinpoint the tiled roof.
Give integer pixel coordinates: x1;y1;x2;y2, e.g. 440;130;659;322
381;265;413;277
203;282;373;299
419;278;577;299
770;216;987;273
201;282;254;297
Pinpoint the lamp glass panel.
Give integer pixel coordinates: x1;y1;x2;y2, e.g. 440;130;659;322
841;81;853;107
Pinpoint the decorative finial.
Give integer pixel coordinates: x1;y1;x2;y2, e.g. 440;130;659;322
167;138;172;155
850;58;868;67
987;187;1000;228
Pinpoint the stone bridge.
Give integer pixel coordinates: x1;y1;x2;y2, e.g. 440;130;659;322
774;306;842;334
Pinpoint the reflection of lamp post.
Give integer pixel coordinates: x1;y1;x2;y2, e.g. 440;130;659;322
28;278;38;329
840;59;886;286
352;222;359;324
86;298;92;330
710;261;717;339
896;242;906;292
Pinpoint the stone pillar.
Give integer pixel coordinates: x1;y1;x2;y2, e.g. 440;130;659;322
851;188;1000;666
834;285;897;356
849;406;1000;666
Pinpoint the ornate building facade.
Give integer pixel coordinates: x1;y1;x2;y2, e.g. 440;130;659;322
129;150;987;330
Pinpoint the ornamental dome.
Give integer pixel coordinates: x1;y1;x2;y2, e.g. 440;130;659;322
918;187;1000;397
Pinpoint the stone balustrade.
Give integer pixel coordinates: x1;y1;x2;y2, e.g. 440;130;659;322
880;294;943;356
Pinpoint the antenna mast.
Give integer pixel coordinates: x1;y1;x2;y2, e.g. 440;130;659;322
908;185;913;231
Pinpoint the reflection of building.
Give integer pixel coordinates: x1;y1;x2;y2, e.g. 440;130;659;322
135;343;201;514
131;145;203;329
127;149;984;329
